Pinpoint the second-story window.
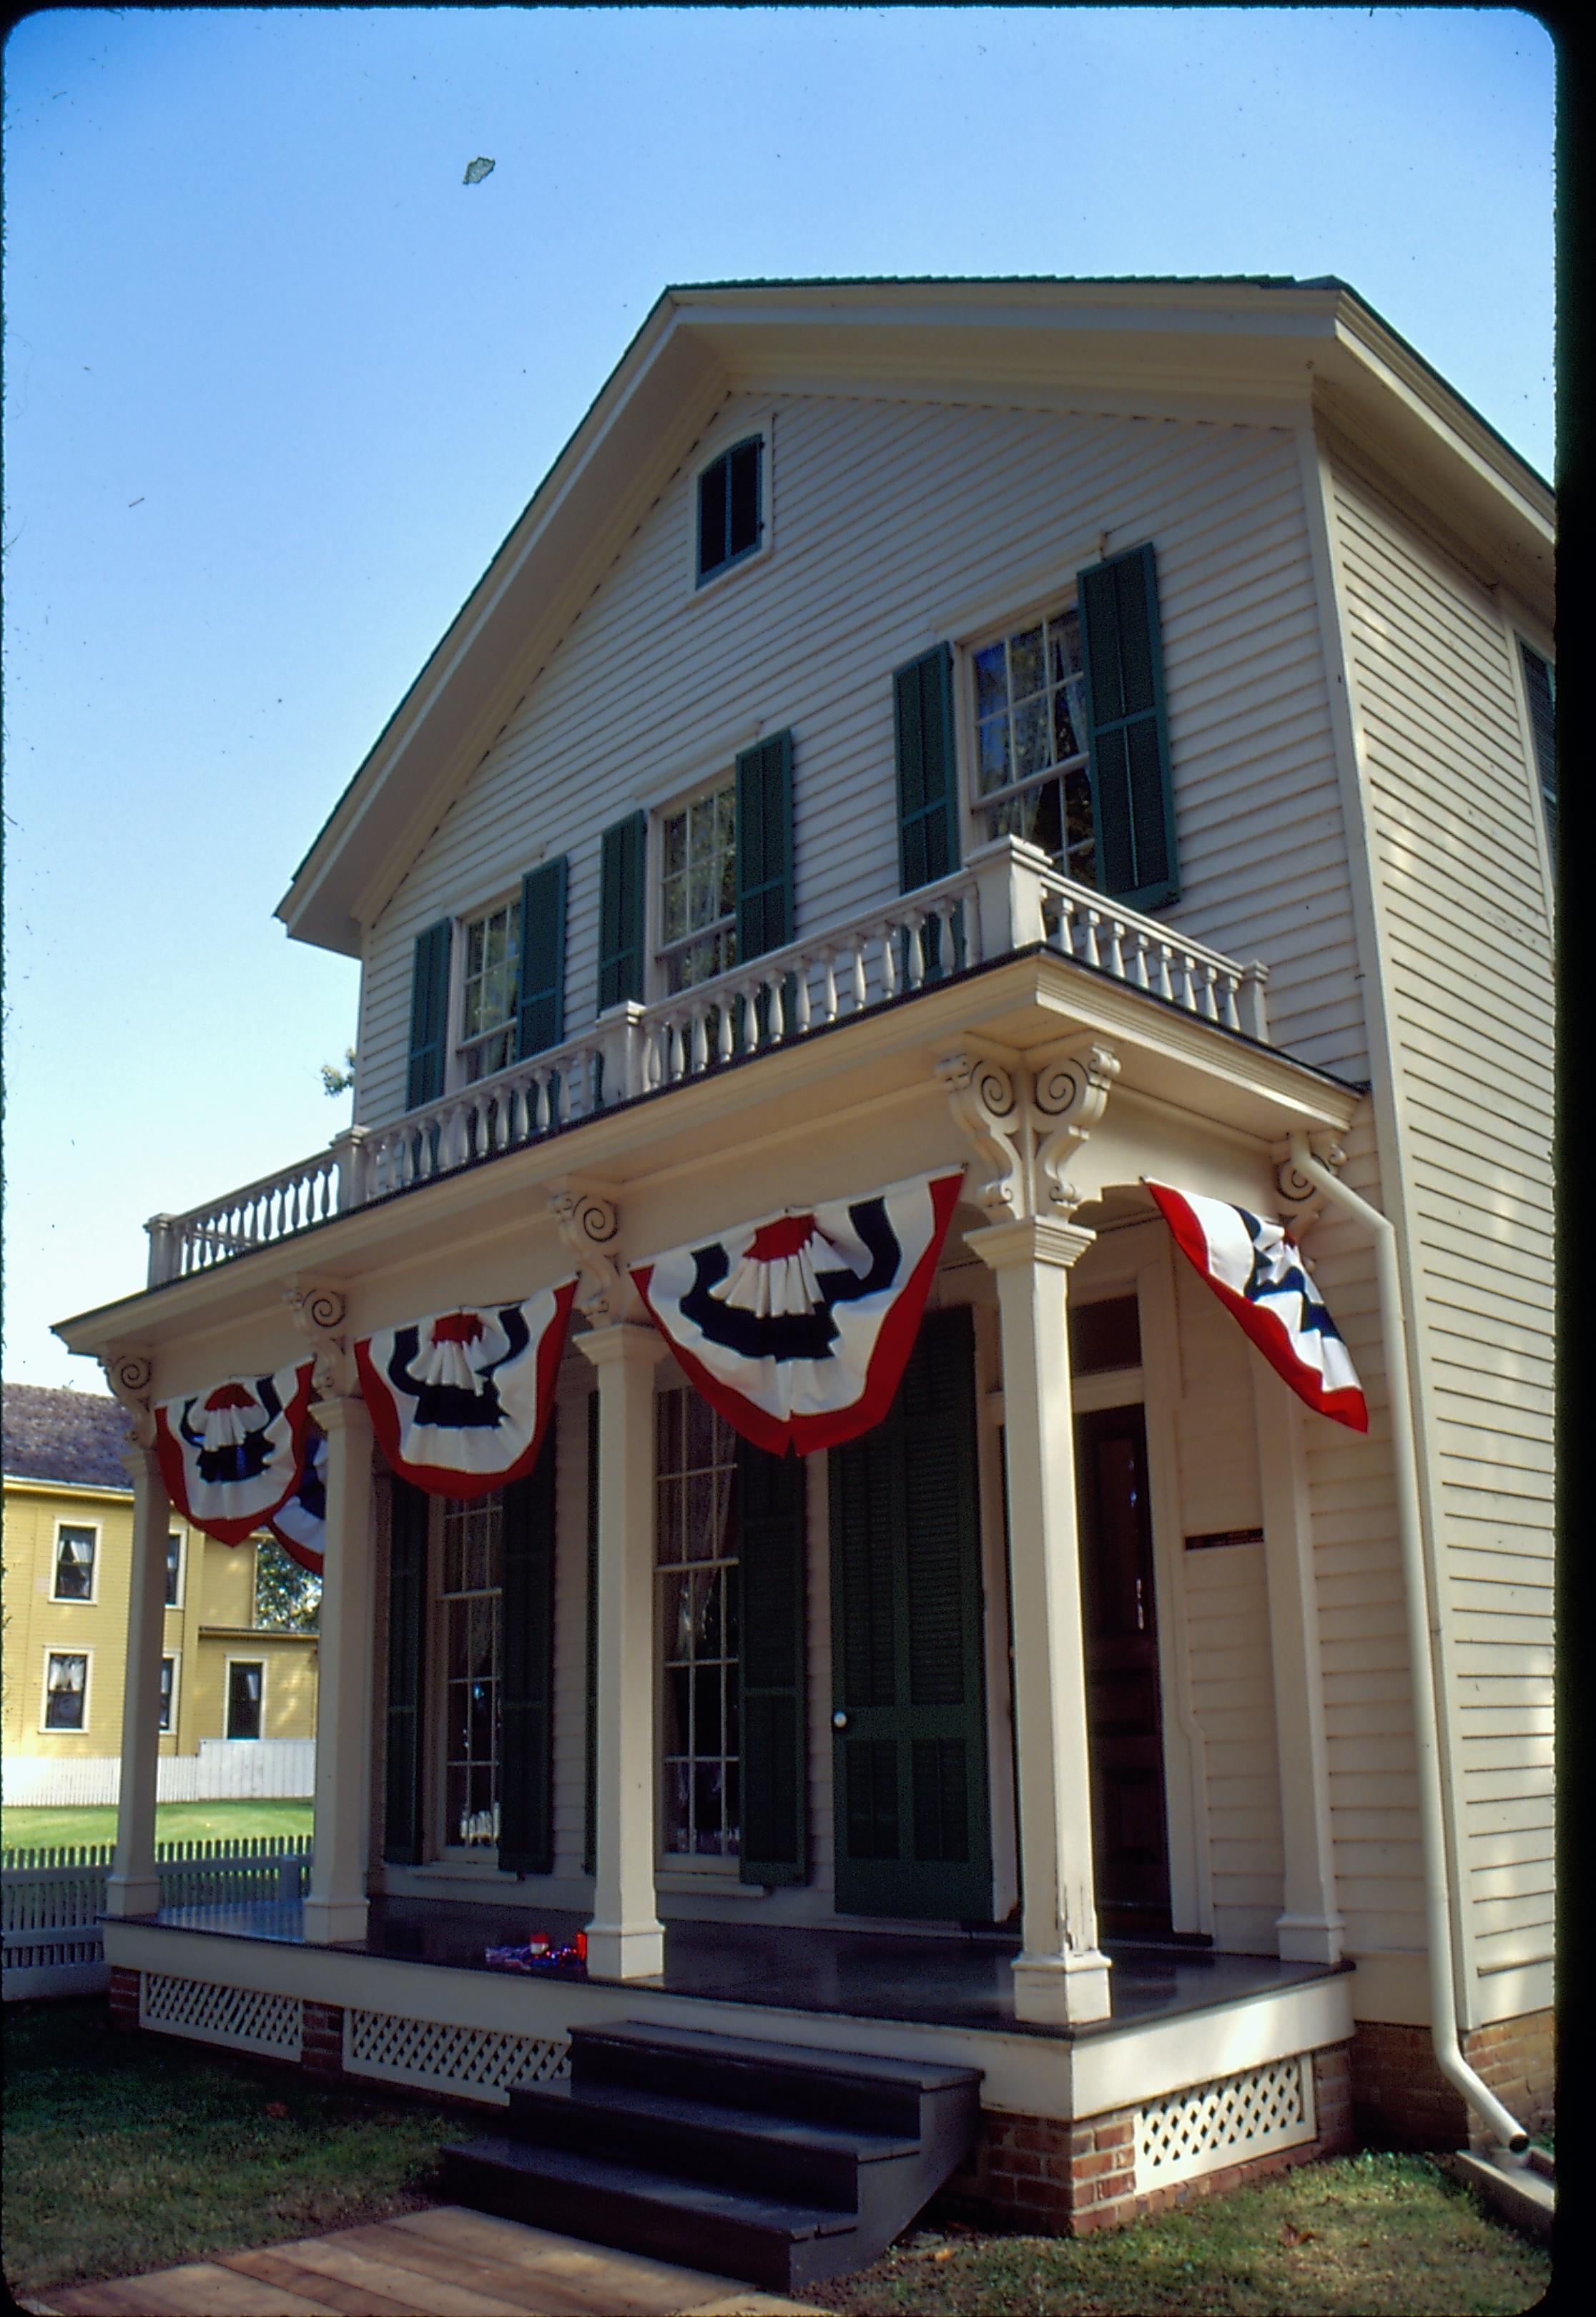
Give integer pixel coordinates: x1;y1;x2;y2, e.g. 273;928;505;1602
165;1531;184;1607
660;780;738;994
459;896;521;1082
54;1525;96;1602
971;606;1095;887
697;436;763;584
1519;640;1556;872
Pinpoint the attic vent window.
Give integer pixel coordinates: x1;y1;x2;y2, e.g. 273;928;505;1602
697;436;763;584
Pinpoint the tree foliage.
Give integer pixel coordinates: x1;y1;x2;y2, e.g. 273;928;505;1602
253;1540;320;1632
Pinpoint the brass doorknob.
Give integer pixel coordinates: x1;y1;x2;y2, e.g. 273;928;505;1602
832;1711;849;1731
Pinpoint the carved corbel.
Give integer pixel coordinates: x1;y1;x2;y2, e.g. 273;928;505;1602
1273;1136;1347;1234
286;1281;355;1399
549;1181;626;1322
937;1048;1025;1217
1032;1038;1120;1216
100;1349;157;1447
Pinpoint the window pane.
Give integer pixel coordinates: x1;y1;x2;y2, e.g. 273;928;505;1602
699;457;729;574
227;1663;263;1739
1012;699;1050;782
1010;627;1045;701
159;1658;174;1733
728;441;761;558
977;715;1010;796
54;1528;95;1600
655;1389;739;1860
165;1533;182;1605
45;1655;87;1730
973;643;1008;718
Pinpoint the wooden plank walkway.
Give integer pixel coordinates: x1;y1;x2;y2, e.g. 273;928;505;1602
34;2206;819;2317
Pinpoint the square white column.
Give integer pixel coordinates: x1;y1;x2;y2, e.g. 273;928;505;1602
969;1215;1112;2025
302;1395;376;1945
578;1322;669;1979
105;1441;172;1918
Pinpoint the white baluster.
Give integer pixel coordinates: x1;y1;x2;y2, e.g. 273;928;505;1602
1080;909;1102;970
792;961;812;1035
1131;931;1153;990
766;973;785;1044
691;1005;709;1075
716;1000;734;1064
1220;973;1242;1032
936;895;959;975
1180;955;1199;1013
739;984;760;1053
850;940;868;1012
1105;918;1125;980
905;914;925;989
880;923;900;999
1202;963;1221;1023
821;950;839;1024
1156;943;1176;1001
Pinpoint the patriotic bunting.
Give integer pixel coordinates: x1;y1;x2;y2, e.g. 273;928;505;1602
1146;1180;1368;1432
631;1169;964;1457
270;1425;327;1575
154;1364;317;1545
355;1280;578;1499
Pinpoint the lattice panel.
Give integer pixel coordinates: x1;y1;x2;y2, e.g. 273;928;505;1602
140;1972;302;2058
1137;2055;1315;2187
344;2008;570;2105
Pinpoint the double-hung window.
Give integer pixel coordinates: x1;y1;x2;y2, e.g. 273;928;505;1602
971;607;1096;887
656;1389;741;1861
53;1524;96;1602
659;781;739;993
159;1656;178;1733
458;897;521;1083
44;1652;88;1731
697;436;764;585
227;1660;264;1741
439;1492;503;1851
164;1530;184;1607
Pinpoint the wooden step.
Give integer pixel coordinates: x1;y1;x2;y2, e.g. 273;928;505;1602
568;2017;979;2135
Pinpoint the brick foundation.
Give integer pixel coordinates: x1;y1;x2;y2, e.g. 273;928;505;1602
107;1964;141;2033
935;2041;1354;2238
301;1999;345;2081
1350;2012;1554;2152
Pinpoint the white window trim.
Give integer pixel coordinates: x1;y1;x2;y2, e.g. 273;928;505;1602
651;767;740;1003
953;589;1091;870
159;1649;182;1736
164;1527;187;1612
39;1645;93;1736
223;1653;267;1741
51;1517;101;1606
686;408;775;601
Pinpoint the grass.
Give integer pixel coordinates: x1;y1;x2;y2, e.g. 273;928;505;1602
3;1998;453;2300
808;2157;1551;2316
2;1999;1552;2313
1;1798;312;1851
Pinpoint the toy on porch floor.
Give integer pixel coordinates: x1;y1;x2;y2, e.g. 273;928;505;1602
484;1929;587;1974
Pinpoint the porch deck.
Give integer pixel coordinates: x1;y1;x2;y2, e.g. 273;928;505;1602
123;1894;1346;2041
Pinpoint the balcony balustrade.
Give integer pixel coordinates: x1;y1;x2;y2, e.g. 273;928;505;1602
145;839;1269;1286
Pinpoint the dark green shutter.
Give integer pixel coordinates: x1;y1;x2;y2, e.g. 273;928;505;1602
383;1477;429;1865
598;812;647;1010
738;1440;807;1886
894;644;959;894
1078;542;1179;910
734;731;794;963
405;920;453;1110
516;857;567;1059
582;1389;599;1879
498;1435;558;1874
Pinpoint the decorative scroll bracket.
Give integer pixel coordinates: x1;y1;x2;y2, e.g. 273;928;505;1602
286;1281;355;1399
548;1180;629;1323
100;1349;157;1447
937;1047;1025;1218
1273;1135;1347;1234
1032;1038;1120;1219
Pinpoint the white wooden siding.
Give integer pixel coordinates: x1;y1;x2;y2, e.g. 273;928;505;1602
354;392;1363;1122
1325;447;1555;1991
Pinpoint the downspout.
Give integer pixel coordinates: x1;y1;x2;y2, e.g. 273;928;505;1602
1286;1132;1528;2155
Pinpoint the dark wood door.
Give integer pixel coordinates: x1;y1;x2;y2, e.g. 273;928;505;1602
829;1306;992;1922
1075;1403;1171;1937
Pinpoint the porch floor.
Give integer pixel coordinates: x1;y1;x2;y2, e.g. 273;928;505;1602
128;1895;1347;2040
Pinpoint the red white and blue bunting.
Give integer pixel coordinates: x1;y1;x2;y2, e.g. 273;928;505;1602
631;1169;965;1457
1146;1180;1368;1432
354;1281;578;1500
270;1425;327;1575
154;1364;317;1546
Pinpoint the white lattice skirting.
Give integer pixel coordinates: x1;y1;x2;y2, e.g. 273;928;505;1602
344;2008;571;2105
139;1972;303;2060
1136;2055;1316;2188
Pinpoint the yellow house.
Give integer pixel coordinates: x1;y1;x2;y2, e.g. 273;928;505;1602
3;1383;318;1805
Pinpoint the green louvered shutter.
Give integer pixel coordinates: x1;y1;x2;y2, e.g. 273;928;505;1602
383;1477;429;1864
738;1440;807;1886
598;812;647;1010
735;732;794;963
894;644;959;894
1078;543;1179;910
405;920;453;1110
498;1436;558;1874
582;1389;598;1879
516;857;568;1058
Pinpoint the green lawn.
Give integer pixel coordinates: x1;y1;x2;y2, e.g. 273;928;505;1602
1;1799;312;1852
1;1997;1551;2313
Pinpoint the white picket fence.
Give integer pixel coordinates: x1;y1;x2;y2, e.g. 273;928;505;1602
2;1738;317;1809
2;1836;311;2001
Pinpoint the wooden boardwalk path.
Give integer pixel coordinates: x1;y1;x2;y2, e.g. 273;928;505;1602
33;2205;818;2317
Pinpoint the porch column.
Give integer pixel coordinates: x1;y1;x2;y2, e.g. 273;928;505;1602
969;1216;1112;2025
577;1322;669;1979
302;1395;376;1944
105;1442;171;1917
1252;1364;1344;1963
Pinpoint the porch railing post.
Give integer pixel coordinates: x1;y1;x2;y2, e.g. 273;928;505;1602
330;1125;371;1213
576;1319;669;1979
967;1214;1113;2025
300;1394;376;1945
592;1000;648;1106
965;832;1050;964
144;1214;178;1287
104;1442;172;1918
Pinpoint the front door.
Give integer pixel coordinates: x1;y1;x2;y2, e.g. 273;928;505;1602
1075;1402;1172;1937
829;1305;992;1922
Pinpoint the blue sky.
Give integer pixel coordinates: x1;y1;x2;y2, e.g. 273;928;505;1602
2;6;1555;1388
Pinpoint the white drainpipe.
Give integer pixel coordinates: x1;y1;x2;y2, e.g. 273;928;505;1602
1286;1133;1528;2155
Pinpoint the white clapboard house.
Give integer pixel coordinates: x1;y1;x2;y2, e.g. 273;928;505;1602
58;278;1553;2271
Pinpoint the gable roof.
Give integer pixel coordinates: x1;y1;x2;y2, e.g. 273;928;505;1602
277;274;1555;960
3;1382;134;1490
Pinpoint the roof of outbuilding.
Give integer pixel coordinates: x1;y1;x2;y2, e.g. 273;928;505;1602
3;1382;134;1490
